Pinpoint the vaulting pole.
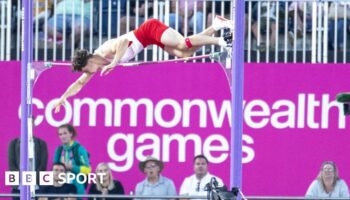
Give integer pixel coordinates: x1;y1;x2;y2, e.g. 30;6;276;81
20;0;33;199
230;0;245;196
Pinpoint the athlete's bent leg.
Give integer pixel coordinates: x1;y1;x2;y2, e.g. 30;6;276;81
161;28;221;50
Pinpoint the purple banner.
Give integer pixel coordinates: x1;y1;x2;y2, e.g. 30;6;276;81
1;61;350;196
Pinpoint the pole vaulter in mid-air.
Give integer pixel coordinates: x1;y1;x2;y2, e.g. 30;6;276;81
53;16;234;113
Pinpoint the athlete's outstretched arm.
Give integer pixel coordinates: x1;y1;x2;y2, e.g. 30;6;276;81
100;36;130;76
54;72;94;113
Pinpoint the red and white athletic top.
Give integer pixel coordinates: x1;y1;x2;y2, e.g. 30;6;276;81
95;19;169;63
119;31;144;63
120;19;169;63
124;18;169;62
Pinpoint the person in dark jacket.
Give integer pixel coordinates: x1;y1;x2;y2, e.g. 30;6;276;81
38;162;77;200
8;119;48;200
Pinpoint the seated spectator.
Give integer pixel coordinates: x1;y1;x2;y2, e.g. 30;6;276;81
288;2;312;34
135;156;176;200
119;1;153;35
251;2;277;50
88;162;126;200
288;2;312;47
180;155;223;197
93;0;126;37
33;0;54;31
38;162;77;200
8;118;48;200
328;2;350;51
46;0;91;46
305;161;350;198
167;0;205;34
53;123;91;196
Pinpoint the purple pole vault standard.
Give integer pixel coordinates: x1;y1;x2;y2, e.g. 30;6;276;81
20;0;33;199
231;0;245;192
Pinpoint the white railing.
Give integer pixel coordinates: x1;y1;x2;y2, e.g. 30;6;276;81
0;0;350;63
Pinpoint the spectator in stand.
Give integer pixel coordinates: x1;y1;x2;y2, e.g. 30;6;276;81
288;2;312;47
8;117;48;200
88;162;126;200
305;161;350;198
10;0;53;32
180;155;224;197
251;2;277;51
93;0;126;37
46;0;91;46
119;1;154;35
33;0;54;31
38;162;77;200
53;123;91;196
167;0;205;34
243;2;258;47
328;2;350;51
135;156;176;200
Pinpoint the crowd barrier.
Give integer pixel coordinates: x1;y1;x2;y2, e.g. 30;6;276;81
1;0;350;63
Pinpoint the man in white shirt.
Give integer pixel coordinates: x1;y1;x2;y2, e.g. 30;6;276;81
180;155;224;197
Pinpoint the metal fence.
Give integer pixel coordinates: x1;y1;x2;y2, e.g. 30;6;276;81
1;0;350;63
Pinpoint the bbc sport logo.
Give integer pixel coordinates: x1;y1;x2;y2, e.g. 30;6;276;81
5;171;105;185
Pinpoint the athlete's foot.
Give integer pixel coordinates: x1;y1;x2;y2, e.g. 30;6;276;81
213;15;234;31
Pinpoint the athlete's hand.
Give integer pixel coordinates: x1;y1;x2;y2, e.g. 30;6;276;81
100;63;116;76
54;97;66;113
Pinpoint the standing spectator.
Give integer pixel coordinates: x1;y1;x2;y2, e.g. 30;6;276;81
47;0;91;46
88;162;126;200
8;118;48;200
180;155;223;197
135;156;176;200
305;161;350;198
38;162;77;200
53;124;91;196
328;2;350;51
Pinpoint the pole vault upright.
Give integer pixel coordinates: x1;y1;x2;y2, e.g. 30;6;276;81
20;0;33;199
231;0;245;195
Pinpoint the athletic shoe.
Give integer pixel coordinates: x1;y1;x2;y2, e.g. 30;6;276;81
223;28;233;45
213;15;234;31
